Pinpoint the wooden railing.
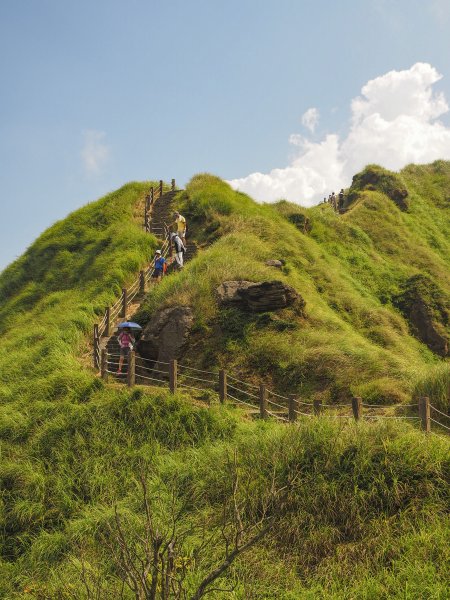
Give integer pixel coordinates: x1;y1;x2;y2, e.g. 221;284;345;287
93;179;176;368
99;352;450;434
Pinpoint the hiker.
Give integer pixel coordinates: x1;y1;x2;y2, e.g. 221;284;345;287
338;189;345;211
331;192;337;211
171;232;186;269
117;327;135;374
171;211;187;245
152;249;166;282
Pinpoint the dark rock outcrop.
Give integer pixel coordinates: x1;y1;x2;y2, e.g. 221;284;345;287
216;280;303;312
393;275;449;356
138;306;194;368
347;164;409;211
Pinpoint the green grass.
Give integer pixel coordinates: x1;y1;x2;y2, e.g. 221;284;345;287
0;181;161;407
1;409;448;598
0;167;449;598
412;363;450;412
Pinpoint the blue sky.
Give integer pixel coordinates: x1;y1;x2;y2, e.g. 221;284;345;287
1;0;450;270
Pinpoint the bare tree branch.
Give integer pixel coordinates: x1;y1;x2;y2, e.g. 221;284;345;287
189;522;273;600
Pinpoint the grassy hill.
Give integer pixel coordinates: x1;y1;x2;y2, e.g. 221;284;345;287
137;163;450;408
0;165;449;598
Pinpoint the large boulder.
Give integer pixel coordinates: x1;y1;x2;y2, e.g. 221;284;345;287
138;306;194;369
216;280;303;312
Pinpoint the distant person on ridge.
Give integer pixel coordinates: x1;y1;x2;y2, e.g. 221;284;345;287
171;211;187;245
331;192;337;211
117;327;135;374
152;249;166;283
338;189;345;211
171;232;186;269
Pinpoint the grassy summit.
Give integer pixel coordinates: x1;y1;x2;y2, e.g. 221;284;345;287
0;164;449;598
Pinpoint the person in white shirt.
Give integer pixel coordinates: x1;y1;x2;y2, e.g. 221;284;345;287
171;232;186;269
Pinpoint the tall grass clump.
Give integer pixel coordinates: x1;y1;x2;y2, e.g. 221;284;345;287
412;363;450;412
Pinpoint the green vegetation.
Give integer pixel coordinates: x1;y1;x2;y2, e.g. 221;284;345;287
413;363;450;412
0;165;449;598
0;181;159;408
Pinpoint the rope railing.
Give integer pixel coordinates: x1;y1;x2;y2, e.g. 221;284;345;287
228;383;259;401
430;405;450;420
97;351;449;433
430;418;450;432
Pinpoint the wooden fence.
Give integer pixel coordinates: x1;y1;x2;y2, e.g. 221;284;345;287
99;351;450;435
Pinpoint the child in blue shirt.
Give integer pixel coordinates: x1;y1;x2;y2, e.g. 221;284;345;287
152;250;166;282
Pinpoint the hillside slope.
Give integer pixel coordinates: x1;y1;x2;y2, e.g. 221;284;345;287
0;166;449;599
137;163;450;407
0;181;159;407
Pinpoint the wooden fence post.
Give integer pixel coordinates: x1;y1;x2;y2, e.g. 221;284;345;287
104;307;111;337
313;399;322;416
259;383;267;419
150;187;154;204
288;394;298;422
144;212;149;233
145;194;150;211
419;396;431;433
169;359;177;394
159;180;163;196
139;270;146;294
219;369;227;404
127;351;135;388
121;288;127;318
352;397;362;421
171;178;176;191
93;324;99;368
101;349;107;379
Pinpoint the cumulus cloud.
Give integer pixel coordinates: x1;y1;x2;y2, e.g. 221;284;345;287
229;62;450;205
301;107;319;133
81;130;110;175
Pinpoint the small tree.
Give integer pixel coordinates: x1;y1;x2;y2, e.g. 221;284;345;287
71;453;288;599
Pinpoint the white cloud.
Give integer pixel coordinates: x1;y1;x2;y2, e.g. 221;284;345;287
229;62;450;206
81;130;110;175
301;107;319;133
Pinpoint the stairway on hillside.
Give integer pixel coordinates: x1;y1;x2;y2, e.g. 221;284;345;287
103;189;197;379
149;190;177;238
150;190;197;266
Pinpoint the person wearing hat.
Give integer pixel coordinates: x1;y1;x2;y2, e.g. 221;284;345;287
170;211;187;245
170;232;186;269
152;249;167;282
